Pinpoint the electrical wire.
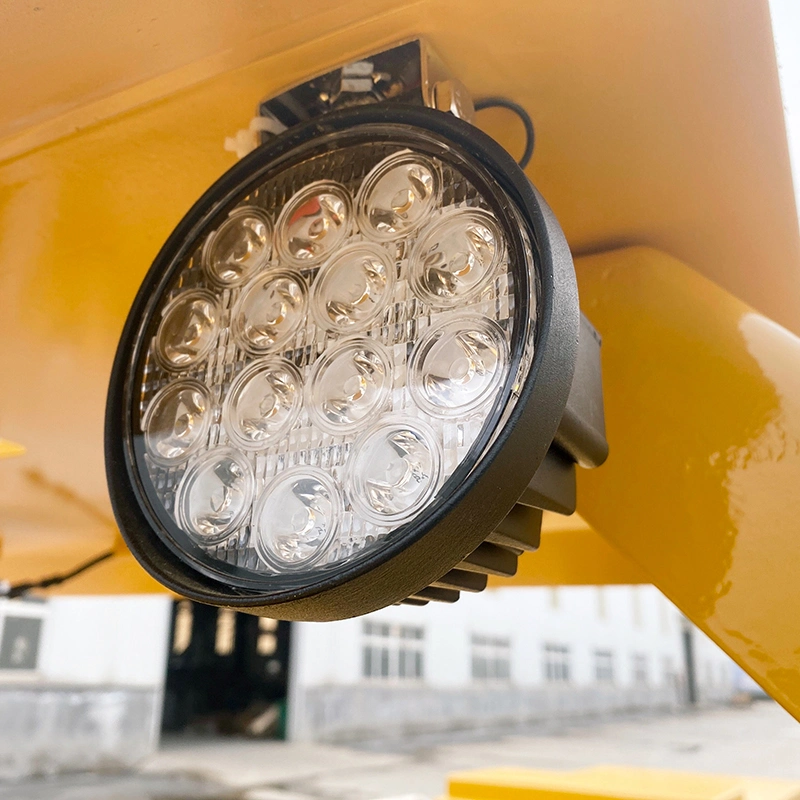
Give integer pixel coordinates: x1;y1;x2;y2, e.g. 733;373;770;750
3;550;115;599
474;97;535;170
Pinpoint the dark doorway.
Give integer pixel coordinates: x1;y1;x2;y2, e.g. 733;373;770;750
161;600;291;738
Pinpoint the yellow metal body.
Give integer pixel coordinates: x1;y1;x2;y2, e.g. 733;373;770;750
0;440;25;460
2;0;800;718
445;767;800;800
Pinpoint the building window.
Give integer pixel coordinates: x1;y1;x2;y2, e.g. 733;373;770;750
172;600;193;655
632;587;643;628
594;649;614;683
0;615;42;671
215;608;236;656
471;635;511;682
596;587;607;620
543;643;571;683
257;617;278;656
362;622;424;681
632;653;648;685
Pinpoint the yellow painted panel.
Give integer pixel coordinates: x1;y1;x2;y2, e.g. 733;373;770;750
0;439;25;459
1;0;799;647
447;767;800;800
1;0;798;331
576;247;800;721
489;515;650;587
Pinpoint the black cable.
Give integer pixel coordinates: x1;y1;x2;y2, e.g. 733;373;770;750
474;97;535;170
3;550;115;599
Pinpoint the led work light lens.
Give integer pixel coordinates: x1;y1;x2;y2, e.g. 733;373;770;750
253;467;341;569
232;270;307;354
408;316;509;418
306;338;392;434
223;359;303;448
143;381;212;464
348;419;442;525
203;208;272;286
310;243;395;332
411;209;503;307
275;181;351;265
128;128;536;590
176;449;254;543
356;151;440;239
155;291;219;370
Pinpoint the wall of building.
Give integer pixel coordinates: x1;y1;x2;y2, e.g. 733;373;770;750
0;595;172;780
288;586;735;743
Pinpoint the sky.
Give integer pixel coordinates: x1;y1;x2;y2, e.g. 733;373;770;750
769;0;800;216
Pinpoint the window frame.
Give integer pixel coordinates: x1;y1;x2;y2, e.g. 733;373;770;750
471;634;512;683
0;598;47;679
542;642;571;684
362;621;425;683
594;648;615;684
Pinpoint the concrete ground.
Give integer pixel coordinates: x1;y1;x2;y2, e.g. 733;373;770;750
3;701;800;800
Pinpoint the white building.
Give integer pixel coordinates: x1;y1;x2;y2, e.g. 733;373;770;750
0;594;171;779
0;585;737;776
288;585;735;743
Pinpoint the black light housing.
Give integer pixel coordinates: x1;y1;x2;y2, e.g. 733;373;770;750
106;85;606;621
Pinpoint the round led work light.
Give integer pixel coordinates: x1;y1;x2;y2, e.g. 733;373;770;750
106;103;591;620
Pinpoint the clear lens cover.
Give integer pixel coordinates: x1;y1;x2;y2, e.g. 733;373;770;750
232;269;307;354
155;290;219;370
223;358;303;448
356;151;440;240
306;337;392;434
143;380;212;464
202;207;272;286
175;448;254;544
253;466;342;570
410;208;504;307
132;130;536;591
347;418;442;525
408;316;510;418
275;181;351;266
310;243;395;332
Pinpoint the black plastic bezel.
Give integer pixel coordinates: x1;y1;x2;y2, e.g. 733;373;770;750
105;104;579;620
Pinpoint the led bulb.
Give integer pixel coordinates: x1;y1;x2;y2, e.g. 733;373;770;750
223;359;302;448
155;290;219;370
143;381;212;464
348;419;442;525
306;338;392;434
409;316;509;417
175;448;254;544
203;207;272;286
356;151;440;240
253;466;342;569
275;181;351;265
232;269;307;354
410;209;503;307
310;243;395;332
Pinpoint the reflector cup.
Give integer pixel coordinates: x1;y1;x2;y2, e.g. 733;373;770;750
310;243;396;332
155;290;219;371
275;181;351;266
253;466;342;570
203;207;272;286
355;151;441;240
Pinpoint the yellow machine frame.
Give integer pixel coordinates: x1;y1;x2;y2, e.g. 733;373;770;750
2;0;800;769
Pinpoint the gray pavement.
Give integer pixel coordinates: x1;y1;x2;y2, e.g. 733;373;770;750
3;701;800;800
